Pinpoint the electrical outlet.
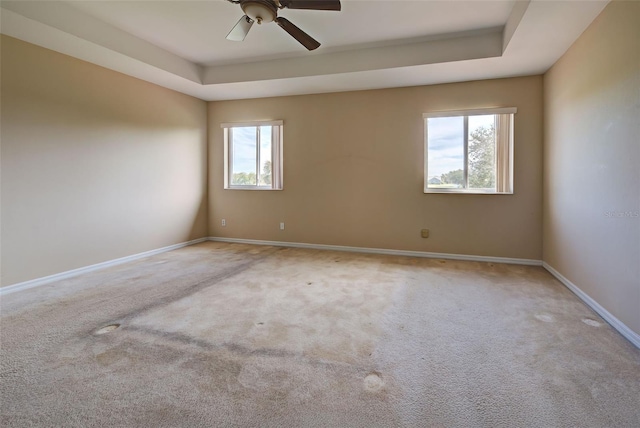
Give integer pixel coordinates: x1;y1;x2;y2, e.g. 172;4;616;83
221;219;226;227
280;222;285;230
421;229;429;238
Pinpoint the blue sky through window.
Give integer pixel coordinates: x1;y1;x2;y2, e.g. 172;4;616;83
232;127;257;174
232;126;273;175
428;117;463;177
427;115;494;177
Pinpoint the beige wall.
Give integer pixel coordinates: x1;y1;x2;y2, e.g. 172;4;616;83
1;36;208;286
543;1;640;334
208;76;543;260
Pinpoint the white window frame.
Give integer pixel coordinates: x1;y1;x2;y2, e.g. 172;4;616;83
222;120;283;190
423;107;516;194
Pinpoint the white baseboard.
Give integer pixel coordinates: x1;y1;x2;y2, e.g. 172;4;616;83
0;236;539;297
543;262;640;349
7;236;636;349
209;237;543;266
0;237;209;296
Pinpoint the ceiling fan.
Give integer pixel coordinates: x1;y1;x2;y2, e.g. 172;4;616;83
225;0;341;51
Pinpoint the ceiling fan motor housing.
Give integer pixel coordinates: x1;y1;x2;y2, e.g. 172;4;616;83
241;0;278;24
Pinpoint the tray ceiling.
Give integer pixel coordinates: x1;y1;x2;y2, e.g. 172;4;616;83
0;1;609;100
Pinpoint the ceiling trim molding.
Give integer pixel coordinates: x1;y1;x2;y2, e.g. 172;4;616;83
204;28;504;85
503;0;531;53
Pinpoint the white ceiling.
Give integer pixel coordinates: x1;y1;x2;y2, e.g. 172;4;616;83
0;0;609;101
67;0;516;65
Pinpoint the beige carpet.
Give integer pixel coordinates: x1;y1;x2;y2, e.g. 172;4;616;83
1;242;639;427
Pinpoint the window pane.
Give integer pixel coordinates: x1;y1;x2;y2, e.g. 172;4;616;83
468;115;496;190
259;126;272;186
427;117;464;188
231;127;257;186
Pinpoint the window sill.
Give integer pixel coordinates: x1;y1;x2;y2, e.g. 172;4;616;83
225;186;283;191
424;188;513;195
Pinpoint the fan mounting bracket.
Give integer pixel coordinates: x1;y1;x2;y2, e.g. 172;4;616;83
240;0;278;24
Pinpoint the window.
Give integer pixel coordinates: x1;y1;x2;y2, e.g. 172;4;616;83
222;120;283;190
423;108;516;194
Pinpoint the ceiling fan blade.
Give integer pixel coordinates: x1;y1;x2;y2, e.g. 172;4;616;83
226;15;254;41
275;17;321;51
281;0;341;11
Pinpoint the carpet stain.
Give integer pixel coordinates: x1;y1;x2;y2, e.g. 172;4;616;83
96;348;127;366
94;324;120;335
364;372;384;392
534;314;554;323
88;249;279;337
181;353;244;396
582;318;602;327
